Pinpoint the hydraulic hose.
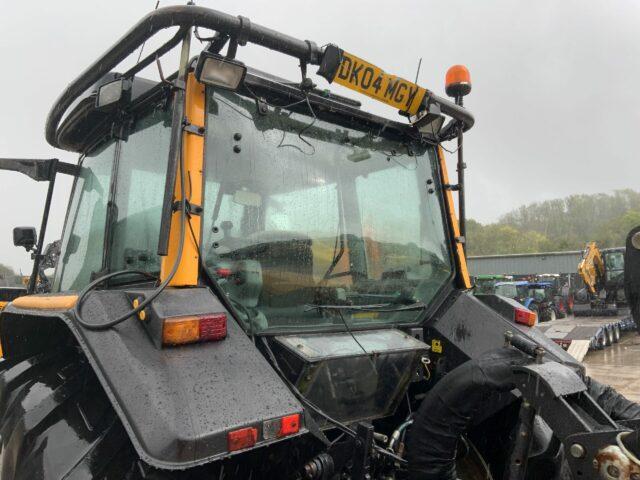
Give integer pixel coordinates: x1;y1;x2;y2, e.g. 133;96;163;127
406;349;640;480
406;348;526;480
584;376;640;421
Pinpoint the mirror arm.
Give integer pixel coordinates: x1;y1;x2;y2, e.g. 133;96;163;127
27;161;58;293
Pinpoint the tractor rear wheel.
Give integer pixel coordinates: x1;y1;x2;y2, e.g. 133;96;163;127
0;346;161;480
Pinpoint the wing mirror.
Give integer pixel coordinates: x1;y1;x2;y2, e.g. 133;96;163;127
13;227;37;251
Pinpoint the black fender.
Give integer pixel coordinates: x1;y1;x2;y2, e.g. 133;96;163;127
425;291;580;369
0;287;305;470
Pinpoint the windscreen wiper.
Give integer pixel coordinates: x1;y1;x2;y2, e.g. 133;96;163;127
304;301;426;313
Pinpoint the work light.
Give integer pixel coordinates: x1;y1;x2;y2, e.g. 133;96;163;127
195;51;247;91
410;101;445;139
95;78;131;109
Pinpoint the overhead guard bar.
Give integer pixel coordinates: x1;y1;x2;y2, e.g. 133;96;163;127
45;5;473;150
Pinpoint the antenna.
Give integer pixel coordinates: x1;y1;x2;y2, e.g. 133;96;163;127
136;1;161;63
414;57;422;84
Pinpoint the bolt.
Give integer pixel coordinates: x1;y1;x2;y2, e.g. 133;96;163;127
233;145;241;153
569;443;586;459
607;464;620;478
233;132;242;141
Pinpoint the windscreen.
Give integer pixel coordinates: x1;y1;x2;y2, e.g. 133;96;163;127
605;251;625;283
202;88;453;333
495;284;518;298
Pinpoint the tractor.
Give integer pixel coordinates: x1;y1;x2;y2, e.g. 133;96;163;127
1;5;640;479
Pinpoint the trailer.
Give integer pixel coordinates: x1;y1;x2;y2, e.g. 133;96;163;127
537;310;635;361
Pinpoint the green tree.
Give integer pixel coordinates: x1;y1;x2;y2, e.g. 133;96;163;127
0;263;20;287
467;189;640;255
595;210;640;247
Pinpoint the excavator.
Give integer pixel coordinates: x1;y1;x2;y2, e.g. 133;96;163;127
3;5;640;479
575;241;627;316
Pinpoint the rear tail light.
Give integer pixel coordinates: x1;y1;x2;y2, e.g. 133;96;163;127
514;307;537;327
215;267;233;278
228;427;258;452
262;413;301;440
279;414;301;436
162;313;227;346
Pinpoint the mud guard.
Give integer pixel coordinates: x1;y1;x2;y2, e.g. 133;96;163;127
1;287;305;470
426;291;580;368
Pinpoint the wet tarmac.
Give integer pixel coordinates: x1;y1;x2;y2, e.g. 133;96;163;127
584;333;640;402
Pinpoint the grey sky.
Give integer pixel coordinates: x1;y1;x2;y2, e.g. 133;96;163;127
1;0;639;273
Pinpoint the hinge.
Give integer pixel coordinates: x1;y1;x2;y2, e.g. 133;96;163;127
183;122;205;136
254;97;269;115
172;199;203;216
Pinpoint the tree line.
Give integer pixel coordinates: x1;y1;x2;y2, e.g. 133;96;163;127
0;263;22;287
467;189;640;256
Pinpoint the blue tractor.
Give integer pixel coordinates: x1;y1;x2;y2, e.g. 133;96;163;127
494;280;563;322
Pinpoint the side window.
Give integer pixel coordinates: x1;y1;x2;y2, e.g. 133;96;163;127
109;107;171;273
55;141;115;291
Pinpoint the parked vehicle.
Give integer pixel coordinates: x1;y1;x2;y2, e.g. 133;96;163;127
494;280;562;321
536;273;574;314
575;242;626;316
472;273;512;294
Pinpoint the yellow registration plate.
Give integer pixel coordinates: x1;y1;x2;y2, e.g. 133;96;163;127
332;51;427;115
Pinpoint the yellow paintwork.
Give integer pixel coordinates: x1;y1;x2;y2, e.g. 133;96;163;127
578;242;605;295
437;146;471;289
0;301;9;357
11;294;78;310
160;73;206;286
332;50;427;115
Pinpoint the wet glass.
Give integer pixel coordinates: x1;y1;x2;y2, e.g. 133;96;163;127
55;141;116;291
109;107;171;274
53;105;171;291
202;88;453;333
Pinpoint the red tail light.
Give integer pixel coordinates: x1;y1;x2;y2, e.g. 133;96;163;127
198;314;227;341
162;313;227;346
228;427;258;452
262;413;302;440
514;307;537;327
216;267;233;278
279;414;301;436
